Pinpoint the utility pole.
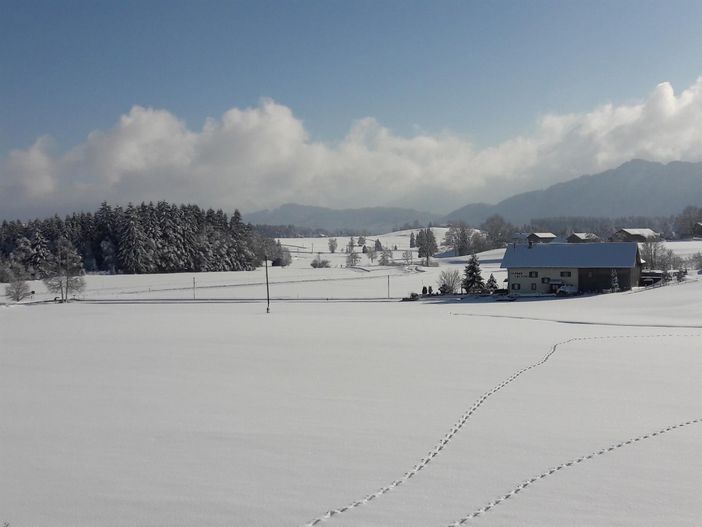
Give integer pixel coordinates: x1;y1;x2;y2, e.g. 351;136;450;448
387;275;390;299
192;277;196;300
265;254;270;313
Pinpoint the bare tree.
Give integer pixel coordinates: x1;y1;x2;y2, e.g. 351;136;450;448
402;250;413;265
379;249;393;266
437;269;461;294
346;251;360;267
43;238;86;302
366;247;377;263
6;278;31;302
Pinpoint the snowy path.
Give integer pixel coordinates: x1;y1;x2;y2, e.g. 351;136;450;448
448;417;702;525
301;334;701;526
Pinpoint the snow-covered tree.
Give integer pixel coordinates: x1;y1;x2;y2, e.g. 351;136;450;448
118;205;151;274
463;253;484;293
43;238;85;302
346;251;360;267
374;239;383;251
28;230;51;278
328;238;338;253
486;273;498;292
409;232;416;248
378;249;393;266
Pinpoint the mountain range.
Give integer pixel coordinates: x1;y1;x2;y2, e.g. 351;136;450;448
244;160;702;231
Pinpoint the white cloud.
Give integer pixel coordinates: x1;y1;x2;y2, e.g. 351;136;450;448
4;78;702;219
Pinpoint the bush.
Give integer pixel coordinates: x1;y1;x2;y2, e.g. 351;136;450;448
310;258;330;268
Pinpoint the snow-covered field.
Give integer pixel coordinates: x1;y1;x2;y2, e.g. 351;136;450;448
2;231;702;526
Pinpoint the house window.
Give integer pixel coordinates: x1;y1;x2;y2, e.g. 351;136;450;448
511;283;521;290
531;283;537;290
560;271;572;277
528;271;539;278
541;277;550;284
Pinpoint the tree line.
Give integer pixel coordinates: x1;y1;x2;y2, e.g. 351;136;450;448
0;201;281;289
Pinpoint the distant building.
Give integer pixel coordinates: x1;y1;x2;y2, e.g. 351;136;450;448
567;232;600;243
501;242;643;295
527;232;557;244
693;222;702;238
611;228;660;243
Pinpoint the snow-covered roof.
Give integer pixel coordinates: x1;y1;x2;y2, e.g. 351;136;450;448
617;228;658;238
501;242;641;269
528;232;557;239
569;232;599;240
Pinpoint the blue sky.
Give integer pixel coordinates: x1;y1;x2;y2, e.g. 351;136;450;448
3;0;702;152
3;0;702;216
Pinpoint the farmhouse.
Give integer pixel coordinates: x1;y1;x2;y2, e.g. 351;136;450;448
611;228;659;242
527;232;557;244
501;242;643;295
567;232;600;243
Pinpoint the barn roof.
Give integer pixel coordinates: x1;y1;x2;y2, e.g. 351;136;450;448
617;228;658;238
528;232;557;239
569;232;599;240
501;242;641;269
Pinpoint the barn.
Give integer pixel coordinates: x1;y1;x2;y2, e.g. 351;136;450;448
501;242;643;295
527;232;557;244
567;232;600;243
611;228;659;242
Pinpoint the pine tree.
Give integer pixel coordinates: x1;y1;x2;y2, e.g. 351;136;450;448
118;205;150;274
463;254;484;293
486;273;498;292
417;228;438;266
378;249;393;265
29;230;51;277
409;232;416;248
10;236;33;274
374;239;382;251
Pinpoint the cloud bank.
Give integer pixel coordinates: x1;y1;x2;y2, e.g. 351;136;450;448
4;78;702;219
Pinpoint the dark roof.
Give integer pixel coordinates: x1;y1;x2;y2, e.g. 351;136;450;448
501;242;641;269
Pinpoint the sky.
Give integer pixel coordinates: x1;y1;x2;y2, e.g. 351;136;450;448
3;0;702;219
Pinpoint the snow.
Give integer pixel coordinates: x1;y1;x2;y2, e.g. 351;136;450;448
2;230;701;526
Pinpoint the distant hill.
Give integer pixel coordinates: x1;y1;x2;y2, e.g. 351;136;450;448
245;160;702;232
243;203;443;233
445;160;702;225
